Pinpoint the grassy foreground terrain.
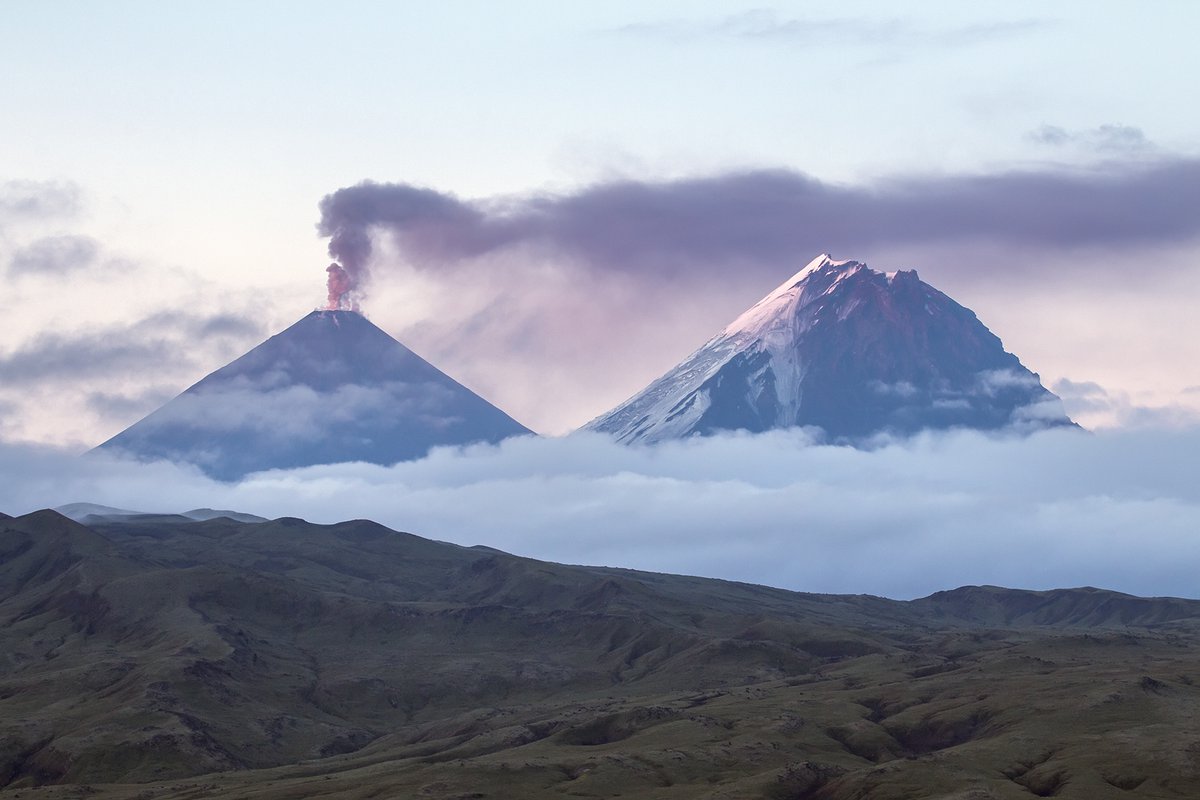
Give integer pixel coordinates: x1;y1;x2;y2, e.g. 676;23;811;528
2;509;1199;798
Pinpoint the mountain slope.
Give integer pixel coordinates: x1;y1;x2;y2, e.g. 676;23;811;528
587;255;1073;443
2;510;1199;798
95;310;532;479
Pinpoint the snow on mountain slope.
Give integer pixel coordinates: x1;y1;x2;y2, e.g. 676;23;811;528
585;255;1074;443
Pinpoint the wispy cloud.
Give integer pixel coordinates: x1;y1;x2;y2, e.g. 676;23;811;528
0;310;269;448
0;311;264;385
612;9;1052;50
1053;378;1200;430
1029;123;1156;155
8;234;100;276
85;387;179;420
0;179;81;221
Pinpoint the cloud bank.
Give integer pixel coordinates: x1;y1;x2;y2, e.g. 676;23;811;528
5;426;1199;601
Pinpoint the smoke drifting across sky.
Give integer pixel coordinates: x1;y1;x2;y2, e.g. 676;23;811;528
313;157;1200;434
5;425;1200;600
318;158;1200;293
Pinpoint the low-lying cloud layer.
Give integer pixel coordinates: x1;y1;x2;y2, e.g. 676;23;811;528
5;425;1199;601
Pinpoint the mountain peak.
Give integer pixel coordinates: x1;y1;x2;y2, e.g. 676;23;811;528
96;310;532;479
783;253;868;287
586;255;1074;444
723;253;870;339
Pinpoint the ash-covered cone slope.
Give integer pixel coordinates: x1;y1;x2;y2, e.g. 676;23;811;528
97;310;531;479
587;255;1073;443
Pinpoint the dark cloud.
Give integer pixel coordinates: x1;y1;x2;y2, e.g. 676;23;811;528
1029;124;1155;154
0;311;265;385
316;183;485;302
3;426;1200;600
9;234;99;275
320;159;1200;288
86;387;179;421
0;332;174;384
0;180;81;220
612;11;1051;49
183;311;265;340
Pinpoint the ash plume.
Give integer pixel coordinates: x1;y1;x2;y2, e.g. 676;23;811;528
315;159;1200;303
316;182;484;309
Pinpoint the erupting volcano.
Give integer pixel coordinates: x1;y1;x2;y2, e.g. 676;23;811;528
96;309;532;479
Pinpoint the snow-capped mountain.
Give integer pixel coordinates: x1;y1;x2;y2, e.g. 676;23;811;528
96;310;532;479
585;255;1074;443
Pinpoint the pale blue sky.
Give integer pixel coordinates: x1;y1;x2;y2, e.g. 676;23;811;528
2;1;1199;442
7;1;1197;199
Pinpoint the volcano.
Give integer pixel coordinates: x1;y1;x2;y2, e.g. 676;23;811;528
97;310;532;478
586;255;1074;443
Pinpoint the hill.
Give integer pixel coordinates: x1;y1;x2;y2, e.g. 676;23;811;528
1;511;1198;798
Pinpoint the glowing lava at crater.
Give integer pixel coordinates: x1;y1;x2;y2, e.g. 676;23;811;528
325;262;359;311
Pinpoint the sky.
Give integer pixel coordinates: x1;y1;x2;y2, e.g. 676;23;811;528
2;2;1199;598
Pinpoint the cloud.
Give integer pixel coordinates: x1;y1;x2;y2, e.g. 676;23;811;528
1029;124;1155;154
1052;378;1200;430
3;425;1200;601
0;311;264;385
0;330;174;384
977;368;1043;395
8;234;99;276
0;399;17;437
0;179;81;220
612;11;1051;50
0;310;270;449
86;387;179;420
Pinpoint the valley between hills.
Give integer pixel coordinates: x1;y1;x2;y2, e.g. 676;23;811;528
3;510;1200;799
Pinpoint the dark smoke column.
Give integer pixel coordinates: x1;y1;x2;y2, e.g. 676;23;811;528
316;180;487;311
